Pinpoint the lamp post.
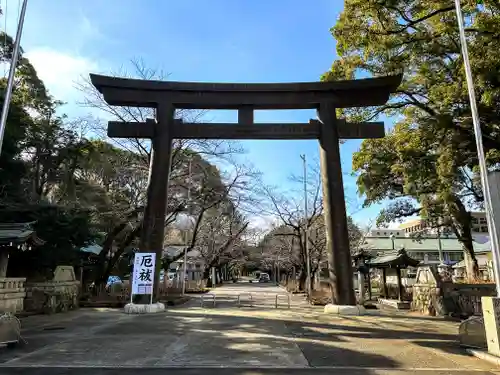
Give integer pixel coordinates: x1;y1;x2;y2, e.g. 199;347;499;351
300;154;312;298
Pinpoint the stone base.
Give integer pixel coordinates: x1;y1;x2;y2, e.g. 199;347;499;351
324;304;366;315
459;316;486;349
124;302;165;314
465;348;500;366
378;298;411;310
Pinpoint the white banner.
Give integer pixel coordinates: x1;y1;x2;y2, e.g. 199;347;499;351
131;252;156;295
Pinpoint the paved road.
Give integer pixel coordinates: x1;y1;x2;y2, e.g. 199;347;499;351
0;282;498;374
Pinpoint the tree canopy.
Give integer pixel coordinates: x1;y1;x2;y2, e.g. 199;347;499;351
0;12;253;283
324;0;500;277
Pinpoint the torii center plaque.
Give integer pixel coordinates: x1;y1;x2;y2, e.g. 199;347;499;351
90;73;403;306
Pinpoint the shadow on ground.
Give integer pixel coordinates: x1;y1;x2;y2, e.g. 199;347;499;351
0;286;494;374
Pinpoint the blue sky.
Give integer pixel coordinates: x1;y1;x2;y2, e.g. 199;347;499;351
6;0;392;228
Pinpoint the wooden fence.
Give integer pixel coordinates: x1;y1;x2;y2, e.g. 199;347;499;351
81;279;206;305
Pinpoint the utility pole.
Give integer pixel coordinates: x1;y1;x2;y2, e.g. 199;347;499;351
0;0;29;156
300;154;312;298
181;157;192;296
454;0;500;295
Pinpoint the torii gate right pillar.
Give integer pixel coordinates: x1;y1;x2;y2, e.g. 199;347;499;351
318;102;356;306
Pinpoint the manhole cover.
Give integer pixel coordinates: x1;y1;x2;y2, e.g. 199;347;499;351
43;326;65;331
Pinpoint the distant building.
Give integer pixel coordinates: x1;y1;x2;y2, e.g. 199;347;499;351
398;212;488;236
368;229;405;237
363;230;492;274
162;245;205;281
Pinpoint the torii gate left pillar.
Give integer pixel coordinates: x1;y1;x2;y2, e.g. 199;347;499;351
136;105;175;304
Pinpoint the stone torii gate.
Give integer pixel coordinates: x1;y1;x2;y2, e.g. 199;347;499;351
90;73;402;310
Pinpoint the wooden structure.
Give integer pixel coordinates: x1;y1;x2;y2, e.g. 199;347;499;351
90;73;402;305
0;222;43;277
369;248;420;302
352;249;373;301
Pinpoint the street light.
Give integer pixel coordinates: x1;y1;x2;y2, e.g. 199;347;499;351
300;154;312;298
454;0;500;295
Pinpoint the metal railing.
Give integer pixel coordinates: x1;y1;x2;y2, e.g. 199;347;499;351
200;294;216;308
275;294;291;309
237;293;253;307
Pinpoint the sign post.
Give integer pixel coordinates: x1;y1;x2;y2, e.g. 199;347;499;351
131;252;156;304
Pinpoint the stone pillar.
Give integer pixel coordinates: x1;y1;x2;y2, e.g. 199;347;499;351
482;296;500;357
382;268;388;297
367;272;372;300
357;270;365;305
317;103;356;306
0;249;9;278
211;267;216;287
481;171;500;355
139;104;175;302
396;267;403;301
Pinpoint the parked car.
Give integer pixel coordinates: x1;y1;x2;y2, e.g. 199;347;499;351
105;276;123;291
259;273;270;283
249;274;260;283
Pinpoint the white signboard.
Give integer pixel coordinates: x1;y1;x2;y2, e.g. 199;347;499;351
131;252;156;295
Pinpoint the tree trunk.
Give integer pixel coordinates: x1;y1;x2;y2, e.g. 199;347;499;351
463;244;479;281
203;267;212;287
447;195;479;280
93;223;130;289
97;224;142;288
310;270;317;290
298;270;307;292
217;267;223;284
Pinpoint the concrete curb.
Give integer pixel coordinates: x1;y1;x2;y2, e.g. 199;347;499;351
465;348;500;366
324;304;366;315
124;302;165;314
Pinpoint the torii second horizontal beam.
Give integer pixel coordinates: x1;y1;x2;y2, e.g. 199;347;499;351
107;119;384;140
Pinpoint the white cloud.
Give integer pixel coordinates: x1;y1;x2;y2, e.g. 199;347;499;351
24;48;98;103
249;215;276;231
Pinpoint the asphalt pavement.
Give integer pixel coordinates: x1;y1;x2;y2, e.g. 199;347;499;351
0;281;497;375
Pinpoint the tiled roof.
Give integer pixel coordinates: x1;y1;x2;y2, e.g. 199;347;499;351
368;249;420;268
363;237;491;252
0;222;44;246
80;244;103;255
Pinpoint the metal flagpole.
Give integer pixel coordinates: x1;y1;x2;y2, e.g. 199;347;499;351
0;0;28;156
181;157;192;296
300;154;312;298
454;0;500;296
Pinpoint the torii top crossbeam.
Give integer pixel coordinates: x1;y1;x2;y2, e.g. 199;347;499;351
89;74;403;110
